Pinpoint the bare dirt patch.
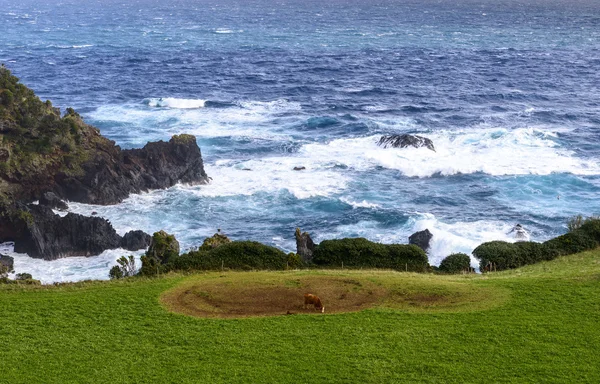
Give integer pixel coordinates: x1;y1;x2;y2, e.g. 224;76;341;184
161;271;507;319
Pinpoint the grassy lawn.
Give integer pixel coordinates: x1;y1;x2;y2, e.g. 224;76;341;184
1;251;599;383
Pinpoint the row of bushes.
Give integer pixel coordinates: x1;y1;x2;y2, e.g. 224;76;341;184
473;218;600;271
312;238;428;272
132;216;600;278
134;232;430;277
169;241;302;272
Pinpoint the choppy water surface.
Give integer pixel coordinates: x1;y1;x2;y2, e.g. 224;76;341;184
1;0;599;282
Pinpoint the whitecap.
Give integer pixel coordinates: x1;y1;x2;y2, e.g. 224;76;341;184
146;97;206;109
339;197;380;209
298;128;600;177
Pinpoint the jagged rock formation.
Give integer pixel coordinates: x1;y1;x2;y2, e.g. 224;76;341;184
377;134;435;151
409;229;433;253
121;230;152;252
39;192;68;211
5;204;150;260
295;228;316;262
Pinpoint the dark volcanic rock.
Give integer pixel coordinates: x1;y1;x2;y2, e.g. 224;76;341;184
54;134;209;205
39;192;68;211
378;134;435;152
409;229;433;253
12;204;122;260
0;254;14;272
293;166;306;171
295;228;316;262
121;230;152;251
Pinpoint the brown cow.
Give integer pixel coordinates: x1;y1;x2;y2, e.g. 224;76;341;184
304;293;325;313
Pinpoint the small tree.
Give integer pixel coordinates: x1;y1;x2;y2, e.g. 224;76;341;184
0;264;8;279
109;255;136;279
567;215;585;232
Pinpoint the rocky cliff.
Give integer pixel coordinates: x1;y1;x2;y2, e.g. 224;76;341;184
0;66;209;259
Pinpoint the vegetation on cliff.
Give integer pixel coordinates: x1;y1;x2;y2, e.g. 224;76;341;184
0;65;109;203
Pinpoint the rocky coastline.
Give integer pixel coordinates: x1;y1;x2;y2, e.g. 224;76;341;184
0;66;209;261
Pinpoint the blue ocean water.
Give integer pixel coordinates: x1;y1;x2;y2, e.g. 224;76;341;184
2;0;600;282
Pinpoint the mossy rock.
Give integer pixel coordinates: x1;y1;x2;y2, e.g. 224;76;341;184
146;230;180;264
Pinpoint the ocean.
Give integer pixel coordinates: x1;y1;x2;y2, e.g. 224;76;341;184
1;0;599;282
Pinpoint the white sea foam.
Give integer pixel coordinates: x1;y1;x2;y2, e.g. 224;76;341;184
0;242;144;284
299;128;600;177
189;160;348;199
214;28;242;34
146;97;206;109
406;213;517;268
339;197;381;209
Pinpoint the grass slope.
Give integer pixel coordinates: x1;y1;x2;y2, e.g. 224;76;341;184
1;251;599;383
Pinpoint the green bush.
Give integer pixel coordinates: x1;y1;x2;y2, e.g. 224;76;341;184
312;238;428;272
109;266;124;280
576;218;600;243
542;231;597;257
286;252;304;269
439;253;471;274
473;219;600;271
472;241;548;271
15;273;33;280
171;241;290;271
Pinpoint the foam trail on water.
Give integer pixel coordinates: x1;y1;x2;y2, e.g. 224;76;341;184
189;160;349;199
0;242;144;284
146;97;206;109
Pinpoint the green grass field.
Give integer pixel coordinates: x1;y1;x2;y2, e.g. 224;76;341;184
1;250;599;383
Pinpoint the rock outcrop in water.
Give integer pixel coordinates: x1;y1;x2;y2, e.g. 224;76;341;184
0;67;208;259
6;204;151;260
409;229;433;253
377;134;435;152
121;230;152;252
295;228;316;262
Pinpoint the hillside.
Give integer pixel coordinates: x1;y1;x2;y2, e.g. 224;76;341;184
1;250;598;383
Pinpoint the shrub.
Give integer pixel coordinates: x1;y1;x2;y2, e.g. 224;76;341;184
139;255;163;276
439;253;471;274
15;273;32;280
286;252;304;269
542;231;597;257
109;256;136;279
312;238;428;272
171;241;289;271
473;226;599;272
576;218;600;243
472;241;548;271
109;266;124;280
